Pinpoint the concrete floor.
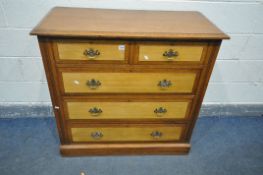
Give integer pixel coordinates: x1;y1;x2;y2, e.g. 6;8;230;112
0;117;262;175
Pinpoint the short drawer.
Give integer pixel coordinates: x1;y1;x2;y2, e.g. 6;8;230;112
61;71;198;94
55;41;127;61
70;124;186;142
66;100;192;120
137;42;207;63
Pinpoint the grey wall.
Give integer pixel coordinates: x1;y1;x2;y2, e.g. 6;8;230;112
0;0;263;107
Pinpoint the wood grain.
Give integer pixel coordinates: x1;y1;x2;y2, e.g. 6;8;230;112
60;143;190;156
37;37;69;144
186;41;222;141
66;101;190;120
30;7;229;40
62;72;197;93
71;124;184;142
57;41;125;61
31;7;228;156
138;43;204;62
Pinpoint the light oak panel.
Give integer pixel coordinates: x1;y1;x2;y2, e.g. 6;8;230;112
139;44;204;62
62;72;197;93
71;125;184;142
57;42;125;60
67;101;190;119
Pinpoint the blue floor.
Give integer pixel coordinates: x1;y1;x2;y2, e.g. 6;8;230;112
0;117;262;175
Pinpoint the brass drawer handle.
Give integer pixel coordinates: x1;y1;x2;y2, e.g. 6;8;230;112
83;48;100;59
91;131;103;139
163;49;178;60
86;79;101;89
154;107;167;117
89;107;103;116
158;79;172;88
151;131;163;139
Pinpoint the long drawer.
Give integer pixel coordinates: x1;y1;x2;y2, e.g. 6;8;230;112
65;100;192;120
70;124;186;142
61;71;198;94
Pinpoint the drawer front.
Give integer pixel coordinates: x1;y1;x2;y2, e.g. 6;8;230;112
71;124;185;142
138;43;206;63
56;41;126;61
62;72;197;93
66;101;191;120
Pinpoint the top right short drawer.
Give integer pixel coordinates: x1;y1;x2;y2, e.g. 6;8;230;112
137;42;208;64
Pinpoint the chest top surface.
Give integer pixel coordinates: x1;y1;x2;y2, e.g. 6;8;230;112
30;7;229;40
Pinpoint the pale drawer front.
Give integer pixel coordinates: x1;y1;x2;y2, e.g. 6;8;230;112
138;43;205;62
56;41;126;61
67;101;191;120
62;72;197;93
71;125;185;142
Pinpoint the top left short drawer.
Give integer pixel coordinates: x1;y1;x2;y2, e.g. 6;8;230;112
53;40;128;63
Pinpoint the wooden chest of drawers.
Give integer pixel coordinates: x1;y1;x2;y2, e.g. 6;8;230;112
31;7;229;156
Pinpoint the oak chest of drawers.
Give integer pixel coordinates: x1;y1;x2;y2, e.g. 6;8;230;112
31;7;229;156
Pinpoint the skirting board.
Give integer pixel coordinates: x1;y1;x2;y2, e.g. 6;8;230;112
60;143;191;156
0;104;263;118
